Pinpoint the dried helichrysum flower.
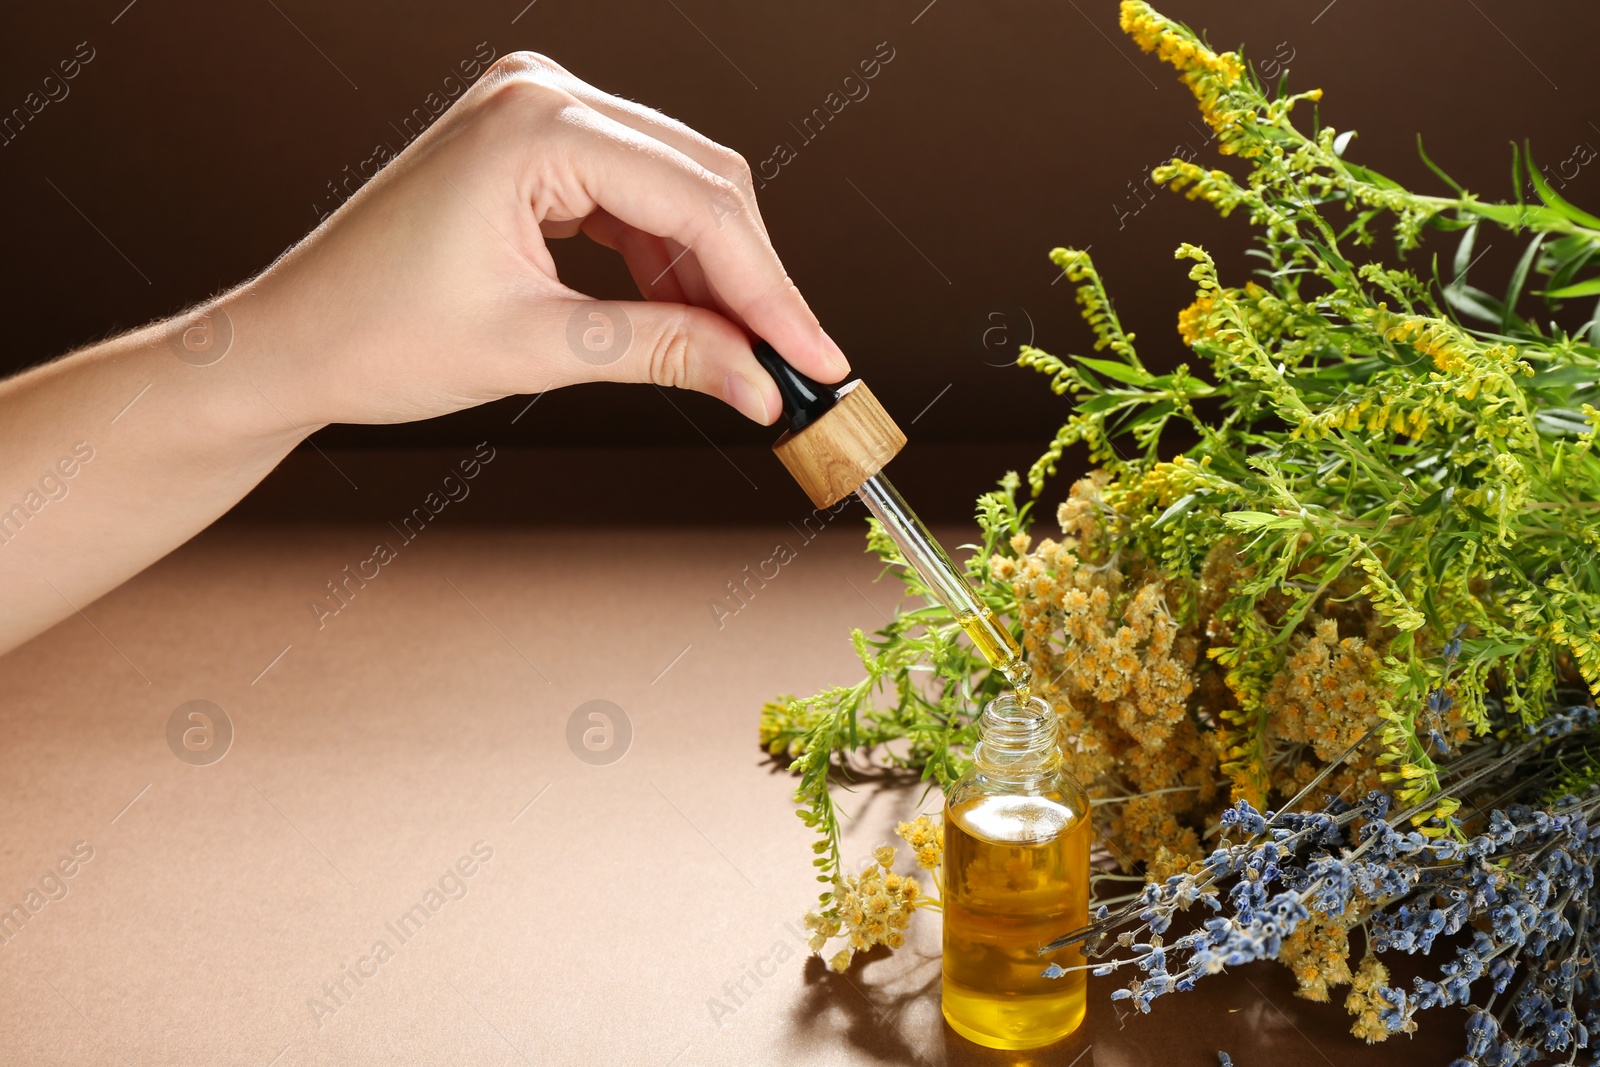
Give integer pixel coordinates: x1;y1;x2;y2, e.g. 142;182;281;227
1345;954;1399;1043
819;838;935;972
801;909;840;954
1278;910;1354;1003
896;815;944;872
1264;617;1387;799
994;476;1218;870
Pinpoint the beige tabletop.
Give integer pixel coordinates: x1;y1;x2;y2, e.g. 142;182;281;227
0;516;1460;1065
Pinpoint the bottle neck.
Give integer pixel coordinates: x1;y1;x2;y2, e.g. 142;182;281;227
973;694;1060;787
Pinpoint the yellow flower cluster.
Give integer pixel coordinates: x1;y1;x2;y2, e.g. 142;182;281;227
1546;598;1600;693
1278;910;1354;1003
1352;548;1427;633
1118;2;1243;86
1105;455;1220;521
1290;308;1538;448
804;816;941;973
1118;1;1256;156
1159;161;1249;219
1176;291;1215;347
1296;391;1454;442
1377;312;1528;380
758;696;820;758
1049;246;1139;361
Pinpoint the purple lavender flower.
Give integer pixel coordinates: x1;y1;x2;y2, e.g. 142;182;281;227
1036;704;1600;1064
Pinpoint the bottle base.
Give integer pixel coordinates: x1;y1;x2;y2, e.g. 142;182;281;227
941;977;1087;1050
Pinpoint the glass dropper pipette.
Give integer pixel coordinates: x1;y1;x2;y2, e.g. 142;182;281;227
753;342;1030;699
854;473;1030;698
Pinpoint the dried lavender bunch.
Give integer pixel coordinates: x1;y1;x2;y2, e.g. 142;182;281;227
1043;702;1600;1063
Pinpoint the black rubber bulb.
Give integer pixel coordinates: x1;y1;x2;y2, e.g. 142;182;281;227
751;339;840;433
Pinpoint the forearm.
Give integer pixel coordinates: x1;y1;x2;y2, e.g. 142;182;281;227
0;284;312;655
0;52;848;657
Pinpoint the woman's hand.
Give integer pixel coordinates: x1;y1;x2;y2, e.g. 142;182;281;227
239;51;849;430
0;53;846;655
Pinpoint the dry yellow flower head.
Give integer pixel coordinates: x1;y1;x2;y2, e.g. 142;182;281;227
1345;954;1410;1043
1278;911;1354;1004
802;832;940;972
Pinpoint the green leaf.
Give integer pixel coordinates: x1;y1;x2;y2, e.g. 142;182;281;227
1410;484;1454;516
1442;283;1506;325
1153;493;1199;528
1466;640;1529;667
1511;140;1525;208
1417;135;1464;194
1338;207;1385;244
1527;144;1600;229
1343;161;1402;191
1076;356;1156;386
1535;409;1597;437
1305;237;1353;274
1460;201;1566;230
1546;242;1599;295
1223;510;1303;531
1077;393;1129;415
1542;275;1600;299
1531;365;1598;389
1451;222;1478;285
1148;373;1216;396
1503;233;1545;330
1120;399;1177;433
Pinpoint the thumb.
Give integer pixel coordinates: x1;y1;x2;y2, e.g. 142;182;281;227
549;297;782;424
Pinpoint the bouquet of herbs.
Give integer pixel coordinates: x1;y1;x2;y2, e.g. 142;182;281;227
763;3;1600;1061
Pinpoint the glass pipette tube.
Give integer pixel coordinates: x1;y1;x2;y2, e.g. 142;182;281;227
854;472;1030;699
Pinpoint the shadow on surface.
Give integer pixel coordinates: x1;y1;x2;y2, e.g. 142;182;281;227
790;947;944;1065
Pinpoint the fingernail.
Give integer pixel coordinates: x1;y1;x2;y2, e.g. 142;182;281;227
821;329;851;379
724;372;771;424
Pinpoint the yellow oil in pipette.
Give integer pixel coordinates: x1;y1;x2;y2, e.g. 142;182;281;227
854;475;1031;703
954;606;1031;704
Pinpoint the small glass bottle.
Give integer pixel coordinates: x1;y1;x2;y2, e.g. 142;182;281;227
942;694;1091;1050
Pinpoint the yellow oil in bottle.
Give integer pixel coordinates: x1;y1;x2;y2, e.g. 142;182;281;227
851;471;1087;1046
943;794;1090;1048
955;606;1031;704
942;692;1090;1051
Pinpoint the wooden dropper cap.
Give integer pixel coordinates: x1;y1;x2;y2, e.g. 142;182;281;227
754;341;906;509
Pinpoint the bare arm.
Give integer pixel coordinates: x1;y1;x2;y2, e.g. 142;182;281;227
0;52;849;655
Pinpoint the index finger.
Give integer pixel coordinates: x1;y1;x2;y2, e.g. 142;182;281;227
547;103;851;385
498;52;775;243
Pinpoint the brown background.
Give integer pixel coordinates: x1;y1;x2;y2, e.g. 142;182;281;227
3;0;1600;499
3;4;1589;1062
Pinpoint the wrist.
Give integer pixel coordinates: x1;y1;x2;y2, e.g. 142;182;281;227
92;285;324;469
192;281;330;447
